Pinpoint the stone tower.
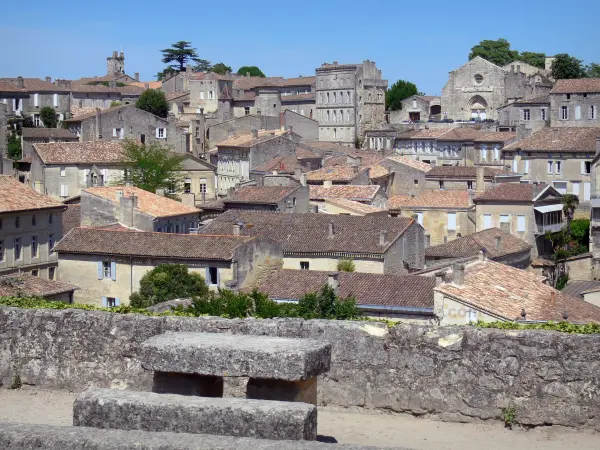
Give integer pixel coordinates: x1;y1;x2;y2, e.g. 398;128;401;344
106;51;125;76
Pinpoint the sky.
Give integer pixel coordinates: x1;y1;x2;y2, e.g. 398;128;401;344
1;0;598;95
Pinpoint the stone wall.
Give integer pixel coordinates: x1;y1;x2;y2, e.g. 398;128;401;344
2;307;600;430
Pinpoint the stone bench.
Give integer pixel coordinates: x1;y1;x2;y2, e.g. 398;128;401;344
141;332;332;404
0;422;397;449
73;388;317;441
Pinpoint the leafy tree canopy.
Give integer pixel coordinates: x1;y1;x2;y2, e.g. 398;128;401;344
160;41;203;73
469;38;520;67
40;107;58;128
7;131;21;160
385;79;418;111
519;51;546;69
130;264;209;308
237;66;266;77
211;62;232;75
551;53;587;79
136;89;169;118
337;258;356;272
121;140;185;195
586;63;600;78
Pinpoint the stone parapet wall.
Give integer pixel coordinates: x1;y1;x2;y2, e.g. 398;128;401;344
1;307;600;429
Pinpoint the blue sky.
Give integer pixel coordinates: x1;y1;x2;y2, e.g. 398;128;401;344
1;0;597;94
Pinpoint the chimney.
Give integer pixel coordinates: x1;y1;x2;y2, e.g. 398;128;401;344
327;273;339;295
300;173;307;187
109;80;117;89
227;128;235;138
17;76;24;89
95;108;102;140
435;271;445;287
246;72;250;78
45;76;51;83
279;112;285;130
232;222;242;236
324;180;333;188
495;235;501;250
115;189;124;201
328;221;335;238
294;167;302;179
452;264;465;286
379;230;388;246
476;166;485;193
251;128;259;139
272;170;278;175
144;83;149;90
134;72;140;81
424;234;431;248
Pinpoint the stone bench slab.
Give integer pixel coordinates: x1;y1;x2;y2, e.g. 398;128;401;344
141;332;331;380
0;423;393;449
73;388;317;441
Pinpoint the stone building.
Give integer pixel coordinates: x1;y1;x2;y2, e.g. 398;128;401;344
377;156;431;196
315;61;387;145
200;210;424;274
397;95;441;122
498;95;550;132
305;165;370;186
0;103;8;175
549;79;600;128
0;273;77;303
20;128;79;161
0;176;66;280
54;228;283;306
424;165;520;191
223;185;310;213
473;183;564;257
80;186;200;233
470;132;517;169
441;56;552;121
309;185;387;210
388;190;475;246
502;127;599;204
0;77;70;122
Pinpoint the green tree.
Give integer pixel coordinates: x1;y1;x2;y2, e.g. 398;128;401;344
110;101;122;108
121;140;185;195
236;66;266;77
156;67;177;81
193;59;212;72
468;38;519;67
160;41;204;73
211;62;232;75
39;107;58;128
336;259;355;272
586;63;600;78
551;54;586;79
562;194;580;234
7;131;21;160
129;264;209;308
297;285;361;320
519;51;546;69
136;89;169;118
385;79;418;111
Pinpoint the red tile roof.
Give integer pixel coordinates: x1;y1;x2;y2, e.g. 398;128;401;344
0;78;69;93
389;190;472;210
309;185;381;201
33;141;129;165
473;132;516;143
0;274;77;297
323;198;384;215
384;156;432;172
473;183;553;203
0;176;65;213
21;128;78;139
305;165;369;182
224;186;299;205
426;166;511;180
550;78;600;94
216;130;290;148
503;127;600;153
62;204;81;235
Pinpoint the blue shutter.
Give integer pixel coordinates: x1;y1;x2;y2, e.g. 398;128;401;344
101;296;107;307
97;261;103;279
205;267;210;286
216;268;220;287
115;298;120;306
111;262;117;281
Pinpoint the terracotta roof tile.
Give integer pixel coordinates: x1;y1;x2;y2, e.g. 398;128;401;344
216;129;290;148
233;92;256;102
83;186;199;219
323;198;384;215
305;165;369;182
387;195;412;209
511;95;550;105
0;81;27;93
309;185;381;201
21;128;78;139
55;227;253;260
425;227;531;259
369;164;389;179
0;274;77;297
252;155;301;173
426;166;510;180
166;91;189;102
0;176;65;213
561;280;600;299
550;78;600;94
62;204;81;235
295;147;320;159
0;78;68;93
200;210;414;256
129;81;162;89
474;183;552;202
255;269;435;309
389;190;472;209
503;127;600;153
384;156;432;172
33;141;128;165
473;132;517;143
224;186;299;205
436;260;600;323
281;93;316;102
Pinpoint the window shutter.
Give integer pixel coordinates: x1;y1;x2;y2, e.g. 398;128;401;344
524;160;529;174
53;93;58;107
64;184;69;197
97;261;103;280
101;297;107;307
115;298;120;306
112;128;117;137
155;128;160;138
581;160;585;174
163;129;167;139
447;213;457;231
120;128;124;139
34;94;39;107
111;262;116;281
517;216;526;232
205;268;210;286
216;268;220;287
512;159;518;172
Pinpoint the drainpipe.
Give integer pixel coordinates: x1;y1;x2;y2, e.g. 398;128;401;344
130;256;133;299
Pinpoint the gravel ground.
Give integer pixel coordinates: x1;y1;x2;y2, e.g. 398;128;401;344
0;388;599;449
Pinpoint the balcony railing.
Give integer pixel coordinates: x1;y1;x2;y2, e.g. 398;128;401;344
536;222;565;233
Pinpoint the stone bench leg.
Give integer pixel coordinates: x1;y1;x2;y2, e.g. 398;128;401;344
246;376;317;405
152;372;223;397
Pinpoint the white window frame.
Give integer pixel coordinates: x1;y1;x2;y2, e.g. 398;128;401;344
555;160;562;174
415;212;424;226
560;106;568;120
14;238;21;260
53;93;59;107
60;184;69;197
547;161;553;174
31;235;38;258
103;261;112;279
522;109;530;121
500;214;510;224
541;108;547;121
523;159;529;174
517;215;526;232
156;128;166;139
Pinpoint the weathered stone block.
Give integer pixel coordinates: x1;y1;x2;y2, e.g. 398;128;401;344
141;332;331;380
247;376;317;404
73;388;318;441
0;422;391;450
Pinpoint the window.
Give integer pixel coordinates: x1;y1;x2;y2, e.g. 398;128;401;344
555;161;562;174
14;238;21;260
584;161;592;174
156;128;166;139
415;212;424;226
300;261;310;270
474;74;483;84
113;128;124;139
49;267;55;280
522;109;530;121
447;213;457;231
31;270;39;277
467;181;474;190
200;180;207;194
33;114;41;127
208;267;218;285
547;161;554;173
208;91;214;100
333;92;337;103
333;128;337;139
590;105;597;120
500;215;509;224
439;181;444;190
575;105;582;120
572;182;580;196
541;109;547;121
517;215;526;232
103;261;112;278
48;234;54;252
53;93;59;107
15;216;20;228
31;236;38;258
60;184;69;197
244;106;250;115
106;297;117;307
34;93;39;107
414;179;418;187
523;159;529;174
493;145;500;162
60;166;66;177
175;224;180;233
560;106;568;120
199;92;205;100
567;94;571;100
32;215;36;226
483;214;492;229
0;240;3;261
512;159;518;172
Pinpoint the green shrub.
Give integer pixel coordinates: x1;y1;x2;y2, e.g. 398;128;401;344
40;107;58;128
337;258;356;272
136;89;169;118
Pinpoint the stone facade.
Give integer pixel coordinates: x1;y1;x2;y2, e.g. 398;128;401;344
4;308;600;430
0;103;8;175
397;95;441;122
498;97;550;132
395;207;475;247
550;92;600;128
315;61;387;145
106;51;125;77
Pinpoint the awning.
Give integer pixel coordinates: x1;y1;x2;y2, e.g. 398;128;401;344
534;204;563;214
